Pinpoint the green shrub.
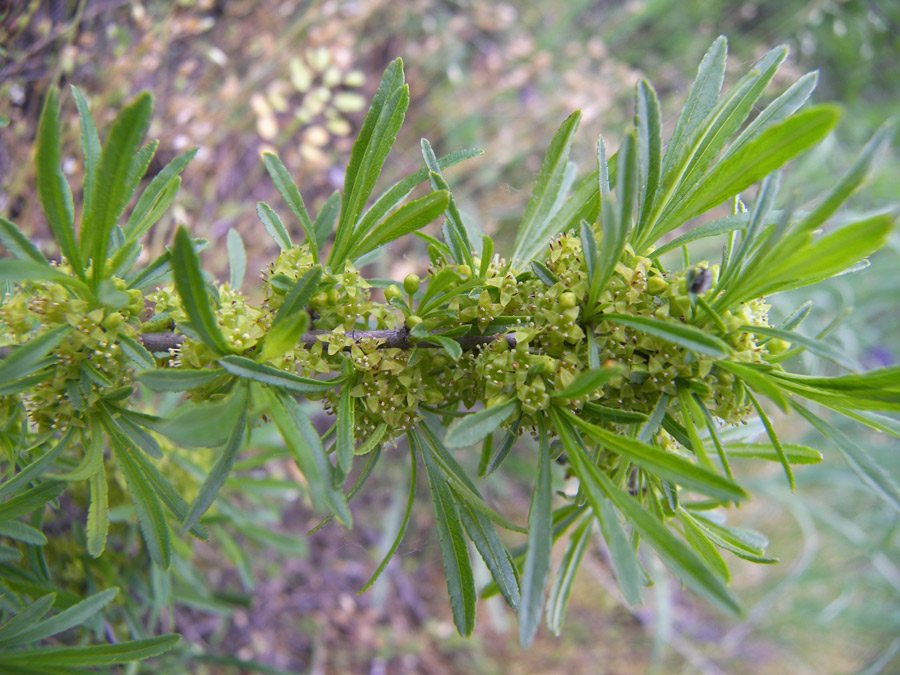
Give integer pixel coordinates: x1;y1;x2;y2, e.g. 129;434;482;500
0;36;897;668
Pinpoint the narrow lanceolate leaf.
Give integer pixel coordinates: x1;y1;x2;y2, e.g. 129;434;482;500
634;79;662;235
725;443;822;464
511;110;582;266
85;92;154;286
313;190;341;246
0;325;69;385
422;139;474;268
358;445;417;594
0;595;56;643
794;403;900;513
546;515;592;635
261;267;320;361
663;36;727;179
0;430;74;499
124;149;197;241
226;228;246;290
0;589;118;648
519;417;553;647
0;634;180;667
35;87;82;277
0;482;65;522
562;409;747;502
219;355;342;394
86;469;109;558
716;361;790;412
460;504;520;611
648;212;750;259
553;365;621;400
603;313;731;358
651;106;839;242
264;388;351;526
172;225;231;355
415;430;477;637
741;325;856;371
444;401;517;449
136;367;226;392
353;190;450;258
182;400;248;534
746;389;794;491
331;58;409;267
0;259;78;286
0;217;48;263
262;152;316;254
71;87;101;226
256;201;292;250
118;334;155;371
335;385;355;485
107;427;171;568
557;414;741;615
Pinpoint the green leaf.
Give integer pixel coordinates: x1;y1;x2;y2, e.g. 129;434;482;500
746;388;794;491
0;430;74;499
677;510;730;581
262;153;316;254
0;589;118;648
118;333;155;371
124;149;196;241
511;111;582;266
555;411;741;615
144;391;244;448
0;595;55;643
35;87;82;277
422;139;474;268
724;443;822;464
716;361;790;412
414;430;476;637
171;225;231;354
0;259;79;285
0;482;65;522
312;190;341;246
648;212;750;259
688;513;776;564
264;388;351;526
798;122;894;233
349;148;483;255
530;260;559;287
650;106;839;245
182;398;248;534
86;469;109;557
219;355;342;394
546;514;591;635
358;445;416;594
417;424;526;534
444;401;517;449
0;635;180;667
634;79;662;234
603;313;731;358
71;87;101;228
562;408;747;502
353;190;449;259
0;325;70;385
552;366;621;400
226;228;246;290
663;37;727;181
728;71;818;152
260;267;321;361
84;92;154;287
742;324;856;371
519;417;553;647
107;424;171;568
794;403;900;513
0;521;47;546
331;59;409;267
256;201;292;250
136;367;227;392
0;217;48;264
431;335;463;361
459;504;520;611
335;385;355;485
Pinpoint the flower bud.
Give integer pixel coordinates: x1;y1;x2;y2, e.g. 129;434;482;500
456;264;472;280
384;284;402;303
559;292;577;309
403;273;420;295
406;314;423;328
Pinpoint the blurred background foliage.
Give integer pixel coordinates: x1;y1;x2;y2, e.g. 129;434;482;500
1;0;898;672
